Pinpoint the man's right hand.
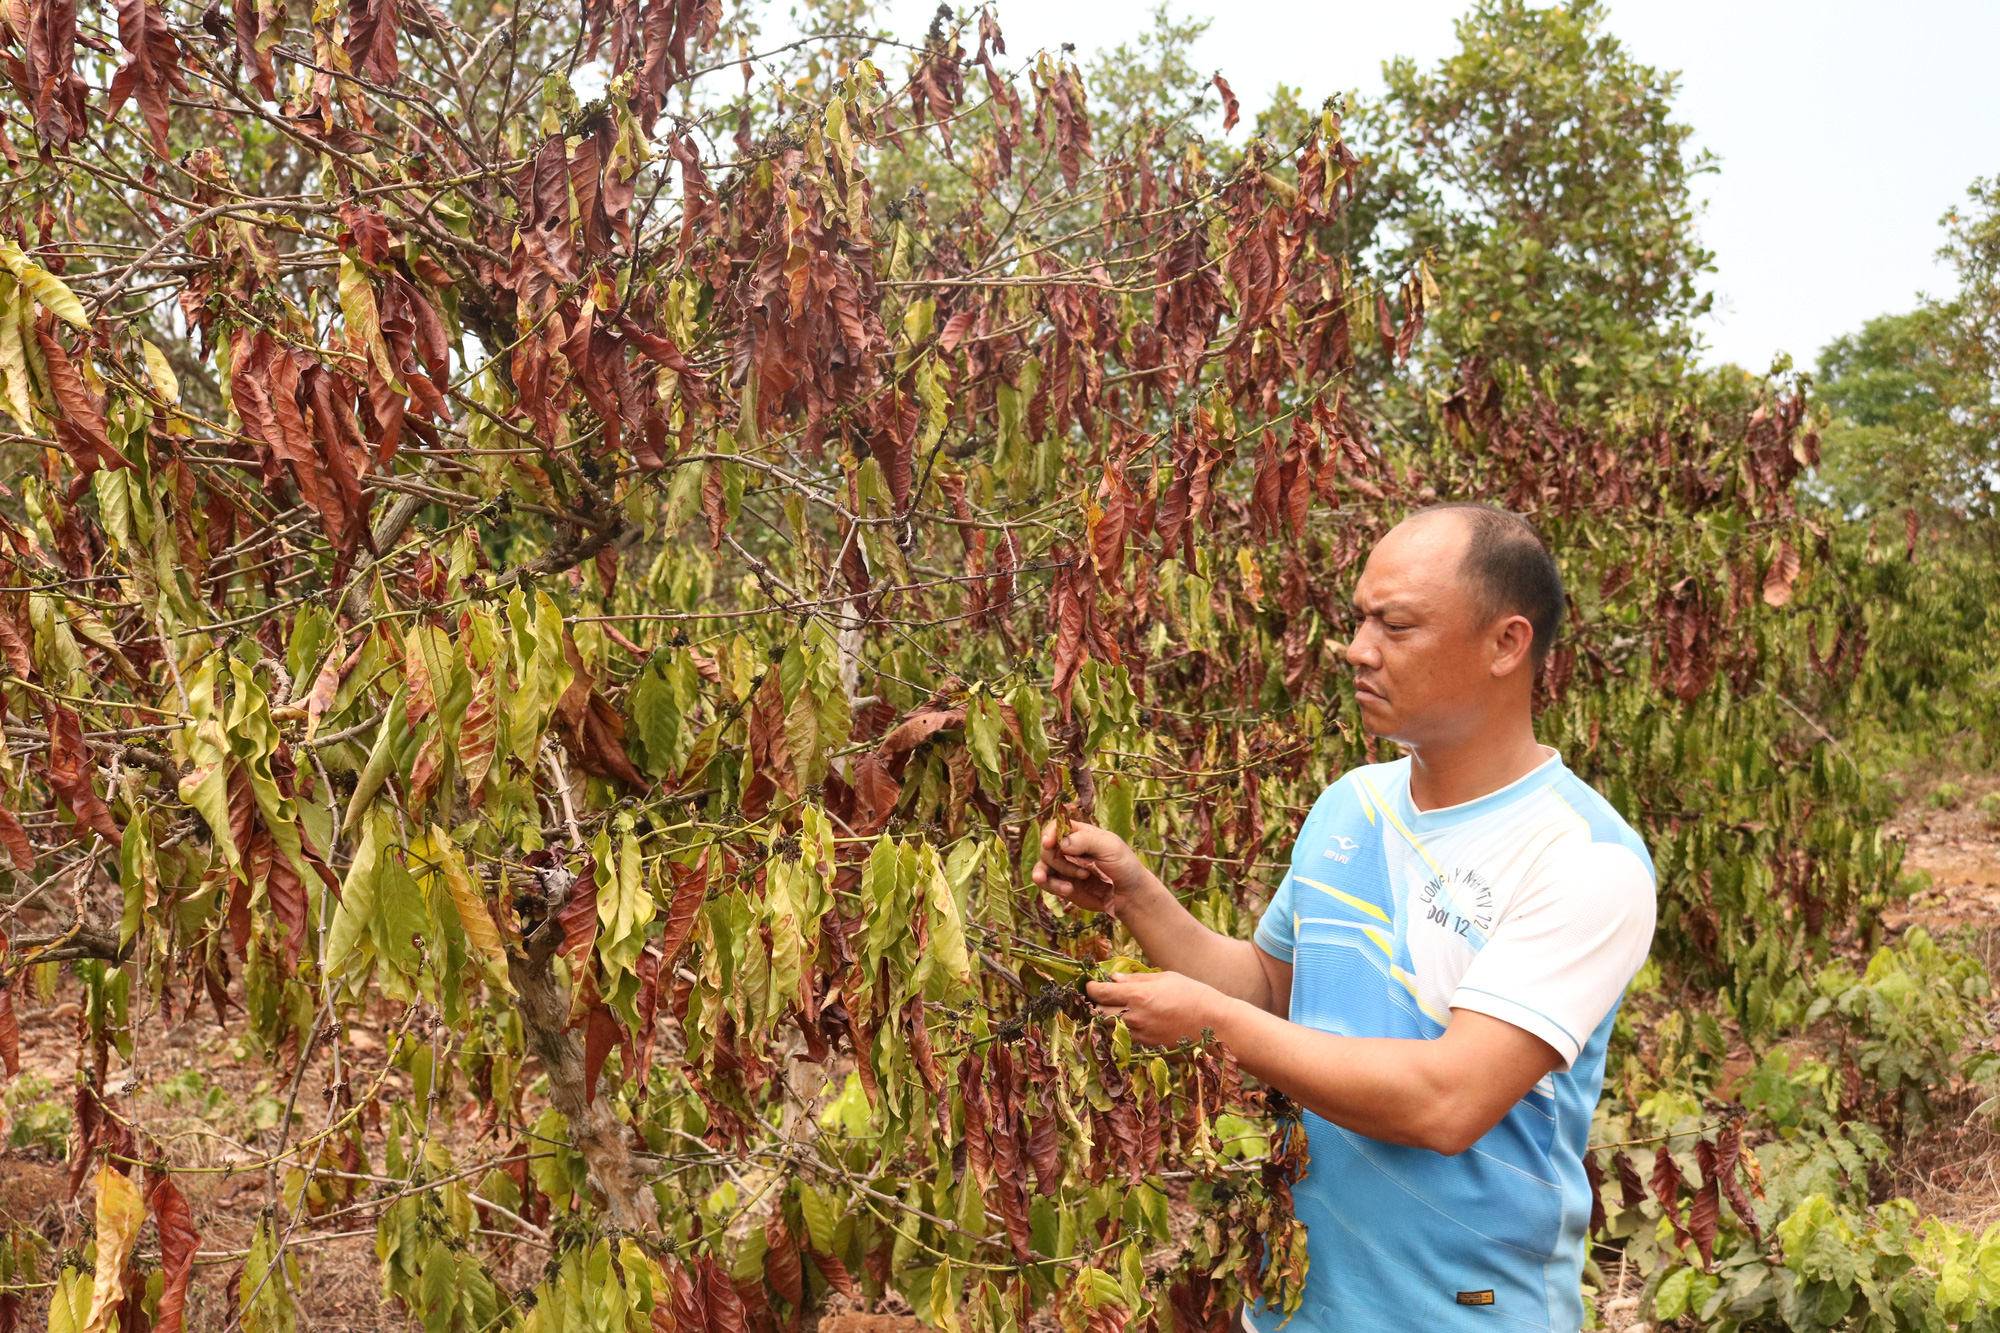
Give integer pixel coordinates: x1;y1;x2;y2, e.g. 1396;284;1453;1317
1032;819;1157;919
1034;817;1287;1017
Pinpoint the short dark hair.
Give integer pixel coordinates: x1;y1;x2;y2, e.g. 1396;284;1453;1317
1410;503;1565;665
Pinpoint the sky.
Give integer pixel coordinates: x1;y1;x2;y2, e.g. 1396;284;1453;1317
867;0;2000;373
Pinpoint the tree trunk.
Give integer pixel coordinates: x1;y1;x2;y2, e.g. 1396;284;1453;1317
507;928;651;1232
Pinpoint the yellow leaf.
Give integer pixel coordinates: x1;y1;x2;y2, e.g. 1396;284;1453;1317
0;239;89;330
338;256;403;392
930;1259;962;1333
922;848;973;991
432;827;514;993
139;338;180;405
48;1268;92;1333
1103;956;1157;975
81;1166;144;1333
65;601;141;685
0;276;30;427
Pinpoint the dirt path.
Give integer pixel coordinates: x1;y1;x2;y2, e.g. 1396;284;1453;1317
1874;775;2000;1232
1885;775;2000;969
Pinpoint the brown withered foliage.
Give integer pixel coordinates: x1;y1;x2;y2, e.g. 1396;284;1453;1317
0;0;1884;1326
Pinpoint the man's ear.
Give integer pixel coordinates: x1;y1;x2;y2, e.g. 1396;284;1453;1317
1490;614;1536;678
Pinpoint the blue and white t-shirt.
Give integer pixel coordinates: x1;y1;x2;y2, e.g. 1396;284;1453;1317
1247;750;1655;1333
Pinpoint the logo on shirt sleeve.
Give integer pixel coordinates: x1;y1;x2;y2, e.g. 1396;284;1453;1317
1322;835;1359;865
1455;1290;1495;1306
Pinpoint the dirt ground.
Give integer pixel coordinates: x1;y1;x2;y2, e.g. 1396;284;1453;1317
3;779;1999;1332
0;995;440;1330
1874;771;2000;1235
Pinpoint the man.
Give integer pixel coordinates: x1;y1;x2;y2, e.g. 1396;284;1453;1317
1035;504;1655;1332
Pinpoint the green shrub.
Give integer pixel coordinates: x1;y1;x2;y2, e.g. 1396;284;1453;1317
1599;928;2000;1330
1644;1193;2000;1330
3;1072;69;1158
1626;1050;2000;1332
1929;780;1966;809
154;1067;229;1119
1806;928;1997;1126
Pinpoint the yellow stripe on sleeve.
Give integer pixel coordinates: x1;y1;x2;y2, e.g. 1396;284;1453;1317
1352;775;1378;825
1295;875;1391;924
1357;772;1445;879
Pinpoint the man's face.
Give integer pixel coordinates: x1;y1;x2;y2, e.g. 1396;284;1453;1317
1344;515;1494;746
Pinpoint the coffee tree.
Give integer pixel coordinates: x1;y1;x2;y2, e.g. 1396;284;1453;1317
0;0;1890;1329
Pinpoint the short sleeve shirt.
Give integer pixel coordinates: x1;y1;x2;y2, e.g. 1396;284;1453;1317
1247;752;1655;1333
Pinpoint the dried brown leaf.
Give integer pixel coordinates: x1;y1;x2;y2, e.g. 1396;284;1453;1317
0;808;32;874
1651;1142;1691;1252
144;1165;199;1333
659;851;709;966
1212;73;1239;133
1613;1149;1646;1210
1584;1150;1607;1237
1710;1124;1763;1247
1761;540;1801;607
46;703;121;847
583;1003;619;1105
345;0;401;83
0;983;16;1078
104;0;184;157
764;1208;804;1310
702;1255;748;1333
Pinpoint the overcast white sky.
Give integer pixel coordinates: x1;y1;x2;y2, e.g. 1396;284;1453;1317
867;0;2000;372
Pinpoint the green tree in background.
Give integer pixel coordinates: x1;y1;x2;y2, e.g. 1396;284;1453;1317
1812;178;2000;772
1816;179;2000;535
1814;312;1960;520
1355;0;1716;403
1086;3;1220;137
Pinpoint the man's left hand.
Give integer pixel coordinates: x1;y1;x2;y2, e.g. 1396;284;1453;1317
1086;971;1225;1046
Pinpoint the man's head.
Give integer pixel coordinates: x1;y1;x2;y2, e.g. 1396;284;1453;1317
1345;504;1563;748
